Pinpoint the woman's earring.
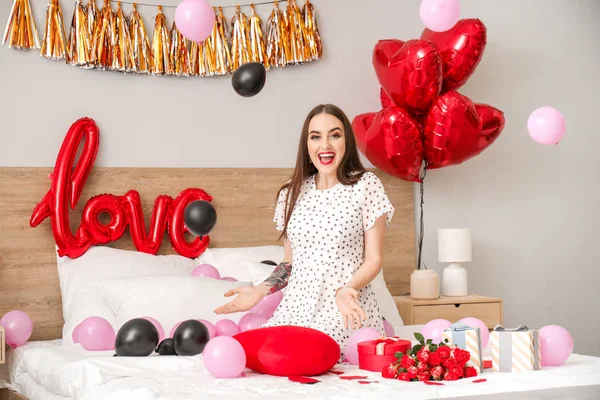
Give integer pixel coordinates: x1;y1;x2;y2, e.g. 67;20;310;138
308;157;312;163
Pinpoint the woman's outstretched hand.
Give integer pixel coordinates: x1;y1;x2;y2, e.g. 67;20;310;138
335;287;367;330
214;285;264;315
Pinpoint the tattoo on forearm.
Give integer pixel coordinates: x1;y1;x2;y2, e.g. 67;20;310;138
264;262;292;294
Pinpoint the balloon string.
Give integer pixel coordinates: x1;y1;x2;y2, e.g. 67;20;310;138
416;161;428;270
104;0;289;9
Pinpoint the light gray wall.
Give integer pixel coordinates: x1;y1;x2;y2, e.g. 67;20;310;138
1;0;599;356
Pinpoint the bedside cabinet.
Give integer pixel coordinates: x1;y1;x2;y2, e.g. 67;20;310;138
394;295;503;329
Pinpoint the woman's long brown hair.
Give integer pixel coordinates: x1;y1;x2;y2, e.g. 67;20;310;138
277;104;366;240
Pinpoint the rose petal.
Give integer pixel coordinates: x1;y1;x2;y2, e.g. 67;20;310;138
339;375;368;380
424;381;445;386
288;376;320;384
473;379;487;383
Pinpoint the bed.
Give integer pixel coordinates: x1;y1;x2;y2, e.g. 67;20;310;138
0;167;599;400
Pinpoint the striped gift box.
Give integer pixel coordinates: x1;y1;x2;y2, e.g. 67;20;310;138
442;323;483;373
490;325;542;373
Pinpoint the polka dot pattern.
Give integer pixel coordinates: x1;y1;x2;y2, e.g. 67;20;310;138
263;172;395;352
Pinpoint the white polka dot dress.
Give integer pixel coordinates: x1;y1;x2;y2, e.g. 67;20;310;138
261;172;395;354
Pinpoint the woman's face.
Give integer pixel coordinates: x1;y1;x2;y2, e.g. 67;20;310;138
306;113;346;176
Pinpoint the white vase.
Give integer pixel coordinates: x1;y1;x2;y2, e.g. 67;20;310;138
410;270;439;300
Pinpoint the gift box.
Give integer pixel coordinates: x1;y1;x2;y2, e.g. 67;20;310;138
357;336;411;372
442;323;483;373
490;325;542;373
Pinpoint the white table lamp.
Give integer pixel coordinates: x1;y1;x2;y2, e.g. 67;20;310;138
438;228;472;296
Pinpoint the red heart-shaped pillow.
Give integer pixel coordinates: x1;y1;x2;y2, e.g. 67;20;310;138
421;18;487;93
353;108;423;182
373;39;443;117
424;91;505;169
233;326;340;377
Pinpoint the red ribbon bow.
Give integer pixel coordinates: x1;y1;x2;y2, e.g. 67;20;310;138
374;336;400;355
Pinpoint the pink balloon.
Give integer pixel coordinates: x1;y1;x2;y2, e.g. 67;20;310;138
175;0;216;43
539;325;573;366
383;319;395;337
215;319;240;337
421;319;452;345
343;327;381;365
238;313;269;333
203;336;246;378
527;106;566;145
169;321;184;338
198;319;217;339
221;277;237;282
250;291;283;318
419;0;460;32
142;317;165;343
72;324;82;343
192;264;220;279
77;317;116;351
459;317;490;349
0;310;33;348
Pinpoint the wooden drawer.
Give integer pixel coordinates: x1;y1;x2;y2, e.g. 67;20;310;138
413;302;502;328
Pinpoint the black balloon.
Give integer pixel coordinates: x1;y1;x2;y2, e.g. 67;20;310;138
232;62;267;97
184;200;217;237
114;318;159;357
260;260;277;266
156;338;178;356
173;320;210;356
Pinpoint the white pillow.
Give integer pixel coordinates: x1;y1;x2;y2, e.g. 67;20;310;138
246;260;404;326
96;276;251;335
195;246;284;282
57;246;198;343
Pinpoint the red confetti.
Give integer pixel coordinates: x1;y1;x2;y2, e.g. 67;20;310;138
288;376;320;384
358;381;378;385
329;370;345;375
240;372;246;377
473;379;487;383
424;381;445;386
483;360;492;369
339;375;368;380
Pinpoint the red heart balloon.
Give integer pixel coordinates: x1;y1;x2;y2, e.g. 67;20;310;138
373;39;443;117
424;91;504;169
380;87;393;108
352;107;423;182
421;18;487;93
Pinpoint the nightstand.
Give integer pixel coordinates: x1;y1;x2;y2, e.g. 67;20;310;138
0;325;4;364
394;295;503;329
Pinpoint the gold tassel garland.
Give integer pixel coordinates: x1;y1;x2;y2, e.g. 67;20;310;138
266;1;288;69
41;0;67;60
205;6;232;76
230;5;250;71
113;2;135;72
170;22;191;76
151;6;173;76
248;4;269;69
286;0;309;64
2;0;41;50
303;0;322;61
3;1;323;77
91;0;116;70
189;41;207;77
129;3;152;74
66;0;93;67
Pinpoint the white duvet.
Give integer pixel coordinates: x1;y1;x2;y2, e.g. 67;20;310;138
6;325;600;400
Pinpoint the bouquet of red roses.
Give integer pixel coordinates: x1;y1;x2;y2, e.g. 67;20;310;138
381;333;478;382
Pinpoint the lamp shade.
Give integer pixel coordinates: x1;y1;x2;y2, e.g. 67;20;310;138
438;228;472;263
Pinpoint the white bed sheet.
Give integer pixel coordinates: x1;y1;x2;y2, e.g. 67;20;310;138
6;325;600;400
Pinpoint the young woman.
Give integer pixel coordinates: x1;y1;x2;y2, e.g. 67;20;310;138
214;104;394;351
